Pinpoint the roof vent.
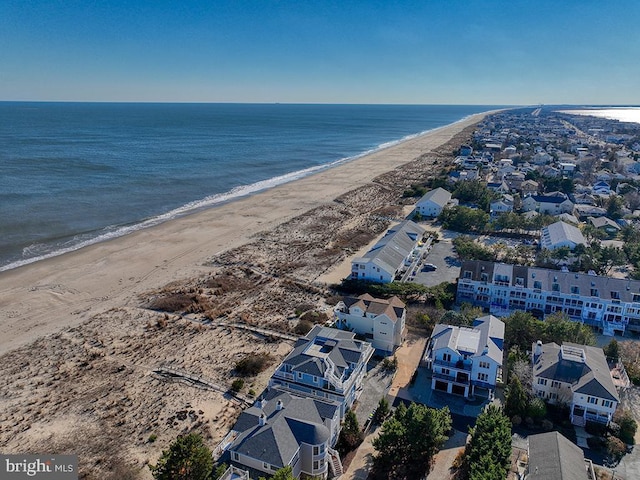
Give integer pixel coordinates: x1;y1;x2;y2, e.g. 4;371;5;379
259;413;266;426
276;400;284;411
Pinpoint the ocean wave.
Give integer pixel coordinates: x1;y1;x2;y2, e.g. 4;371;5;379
0;112;485;273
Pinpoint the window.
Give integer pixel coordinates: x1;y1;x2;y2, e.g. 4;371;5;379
264;462;270;469
611;291;620;300
313;446;319;455
313;461;319;470
551;380;561;388
478;372;488;381
481;273;488;282
588;397;598;405
537;378;547;386
571;285;579;294
591;288;599;297
479;361;490;369
516;277;524;286
602;400;613;408
359;264;365;270
442;368;450;375
443;353;452;362
297;372;303;379
463;270;472;279
233;452;239;461
534;280;542;290
552;283;560;292
313;376;318;383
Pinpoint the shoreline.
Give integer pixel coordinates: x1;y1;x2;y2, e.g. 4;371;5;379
0;110;485;274
0;110;492;357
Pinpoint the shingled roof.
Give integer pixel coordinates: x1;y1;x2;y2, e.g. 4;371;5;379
528;431;588;480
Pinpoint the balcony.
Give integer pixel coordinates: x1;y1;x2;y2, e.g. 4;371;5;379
471;379;496;390
433;359;472;371
433;371;470;385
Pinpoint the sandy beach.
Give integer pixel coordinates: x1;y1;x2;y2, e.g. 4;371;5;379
0;111;490;478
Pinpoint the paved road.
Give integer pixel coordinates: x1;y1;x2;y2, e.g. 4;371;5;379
412;236;460;287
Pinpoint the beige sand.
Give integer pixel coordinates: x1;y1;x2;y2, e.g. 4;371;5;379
0;112;490;357
0;112;491;478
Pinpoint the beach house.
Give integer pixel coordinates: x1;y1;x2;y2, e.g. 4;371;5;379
220;388;343;479
525;431;594;480
334;294;406;355
350;220;426;283
532;342;619;426
423;315;504;399
414;187;452;218
269;326;374;418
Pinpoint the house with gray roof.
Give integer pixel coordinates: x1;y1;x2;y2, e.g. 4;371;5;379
525;431;593;480
540;221;587;250
532;341;619;426
414;187;452;218
334;293;406;355
424;315;504;399
220;388;343;479
457;260;640;335
350;220;426;283
522;194;574;215
269;326;374;418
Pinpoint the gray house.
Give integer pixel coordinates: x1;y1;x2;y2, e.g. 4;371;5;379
525;431;594;479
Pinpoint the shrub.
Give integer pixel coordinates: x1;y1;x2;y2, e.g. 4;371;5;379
231;379;244;392
511;415;522;427
527;397;547;421
586;421;608;437
587;436;606;450
294;319;314;335
148;434;158;443
613;409;638;445
235;353;273;376
607;436;627;460
541;419;553;431
248;389;256;397
148;294;194;312
381;356;398;372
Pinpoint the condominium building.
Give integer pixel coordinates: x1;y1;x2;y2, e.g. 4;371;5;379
457;260;640;336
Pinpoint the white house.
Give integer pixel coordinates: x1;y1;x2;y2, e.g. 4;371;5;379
334;294;406;355
415;187;452;218
532;342;620;426
490;194;514;217
540;221;587;251
424;315;504;399
521;195;574;215
351;220;426;283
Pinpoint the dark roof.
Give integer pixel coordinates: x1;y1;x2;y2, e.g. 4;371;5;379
528;431;588;480
228;389;339;467
533;342;619;402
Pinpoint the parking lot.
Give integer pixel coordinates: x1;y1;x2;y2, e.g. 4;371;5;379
410;233;461;287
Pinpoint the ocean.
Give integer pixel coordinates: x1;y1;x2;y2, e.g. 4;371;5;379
0;103;497;271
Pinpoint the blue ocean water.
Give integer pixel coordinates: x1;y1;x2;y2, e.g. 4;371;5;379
0;103;497;271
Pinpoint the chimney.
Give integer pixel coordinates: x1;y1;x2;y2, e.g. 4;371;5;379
258;413;266;426
256;397;265;409
534;340;543;361
276;399;283;411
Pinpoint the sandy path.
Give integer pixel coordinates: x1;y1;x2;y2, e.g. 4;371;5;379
0;112;490;357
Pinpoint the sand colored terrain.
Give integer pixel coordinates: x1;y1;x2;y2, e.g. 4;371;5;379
0;112;490;478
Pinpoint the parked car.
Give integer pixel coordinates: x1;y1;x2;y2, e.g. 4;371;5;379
422;263;438;272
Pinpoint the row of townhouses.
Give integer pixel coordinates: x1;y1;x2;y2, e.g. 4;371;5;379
456;259;640;336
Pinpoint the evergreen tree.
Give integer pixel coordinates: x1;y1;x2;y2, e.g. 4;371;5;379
504;376;528;420
372;403;451;479
336;409;363;455
149;433;213;480
464;405;512;480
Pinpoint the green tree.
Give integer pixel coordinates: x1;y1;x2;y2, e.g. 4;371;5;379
463;405;512;480
613;408;638;445
336;409;363;456
606;195;624;220
258;466;295;480
603;339;620;362
374;397;390;424
372;403;451;479
150;433;213;480
504;376;529;421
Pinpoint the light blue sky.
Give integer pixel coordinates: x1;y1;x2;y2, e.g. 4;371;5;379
1;1;638;104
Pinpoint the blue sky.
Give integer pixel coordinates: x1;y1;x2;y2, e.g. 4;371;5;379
1;0;638;104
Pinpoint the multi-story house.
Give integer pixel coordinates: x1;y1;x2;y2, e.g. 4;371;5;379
456;260;640;336
334;294;405;355
218;388;344;479
424;315;504;399
532;341;619;426
269;326;374;418
350;220;426;283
